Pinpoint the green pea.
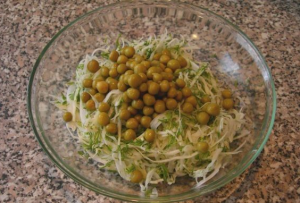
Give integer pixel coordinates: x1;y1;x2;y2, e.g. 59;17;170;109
196;112;210;125
197;142;209;153
63;112;72;122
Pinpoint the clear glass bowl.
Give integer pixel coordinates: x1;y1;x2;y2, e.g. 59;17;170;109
27;1;276;202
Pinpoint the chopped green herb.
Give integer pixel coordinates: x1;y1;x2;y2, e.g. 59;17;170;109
101;52;109;59
125;164;136;173
145;48;153;59
158;164;169;181
77;64;84;70
115;33;121;50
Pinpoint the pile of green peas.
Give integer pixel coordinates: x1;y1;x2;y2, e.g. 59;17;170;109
195;89;234;126
62;46;234;183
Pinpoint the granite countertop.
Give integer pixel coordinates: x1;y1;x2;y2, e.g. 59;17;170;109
1;0;299;202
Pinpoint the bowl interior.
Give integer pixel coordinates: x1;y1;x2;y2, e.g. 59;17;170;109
28;1;276;202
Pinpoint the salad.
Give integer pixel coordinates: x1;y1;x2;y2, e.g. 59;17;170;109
55;31;248;196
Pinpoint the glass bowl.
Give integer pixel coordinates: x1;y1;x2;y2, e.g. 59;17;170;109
27;1;276;202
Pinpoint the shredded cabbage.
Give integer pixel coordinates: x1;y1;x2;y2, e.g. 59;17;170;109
55;31;248;196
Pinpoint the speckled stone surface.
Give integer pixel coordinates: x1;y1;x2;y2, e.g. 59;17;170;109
0;0;299;202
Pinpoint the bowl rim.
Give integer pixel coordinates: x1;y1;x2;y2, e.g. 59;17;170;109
27;0;277;202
